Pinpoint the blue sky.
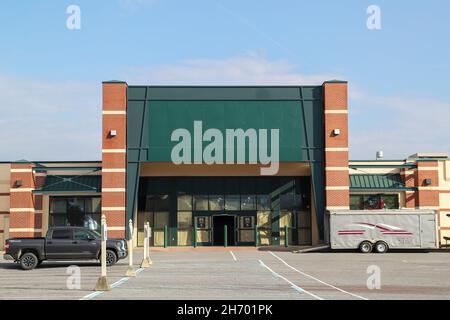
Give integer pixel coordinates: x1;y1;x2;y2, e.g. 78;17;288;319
0;0;449;160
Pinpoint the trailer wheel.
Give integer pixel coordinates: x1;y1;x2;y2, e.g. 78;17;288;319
359;241;373;253
375;241;389;253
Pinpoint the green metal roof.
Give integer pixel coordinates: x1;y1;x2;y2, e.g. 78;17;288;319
349;174;414;191
34;175;101;194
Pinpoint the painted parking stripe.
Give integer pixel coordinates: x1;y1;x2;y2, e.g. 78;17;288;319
80;268;146;300
259;260;323;300
269;251;368;300
230;251;237;261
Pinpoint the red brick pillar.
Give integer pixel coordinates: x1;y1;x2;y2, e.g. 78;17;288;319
102;81;127;238
415;161;440;243
323;81;349;211
402;167;417;208
9;162;41;237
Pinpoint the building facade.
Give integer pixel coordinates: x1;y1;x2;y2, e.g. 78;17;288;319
1;81;449;249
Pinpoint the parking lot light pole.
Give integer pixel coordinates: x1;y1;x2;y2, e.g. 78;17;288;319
126;219;136;277
140;222;150;268
94;214;111;291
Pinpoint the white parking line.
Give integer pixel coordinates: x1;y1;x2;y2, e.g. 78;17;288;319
258;260;323;300
229;251;237;261
269;251;368;300
80;267;145;300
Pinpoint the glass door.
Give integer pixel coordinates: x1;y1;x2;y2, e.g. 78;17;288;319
237;212;256;245
194;214;212;246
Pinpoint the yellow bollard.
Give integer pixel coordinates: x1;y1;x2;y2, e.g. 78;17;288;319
94;214;111;291
146;223;153;265
125;219;136;277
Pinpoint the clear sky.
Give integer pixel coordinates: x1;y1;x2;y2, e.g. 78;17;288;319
0;0;449;160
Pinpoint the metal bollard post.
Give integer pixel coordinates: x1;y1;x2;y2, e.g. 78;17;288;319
193;224;197;248
140;222;150;268
255;225;259;247
94;214;111;291
125;219;136;277
164;225;168;248
146;223;152;265
224;225;228;248
285;225;289;248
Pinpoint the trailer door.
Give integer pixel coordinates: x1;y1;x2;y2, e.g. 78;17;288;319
419;214;438;248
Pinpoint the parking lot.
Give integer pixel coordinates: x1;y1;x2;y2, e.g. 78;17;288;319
1;249;450;300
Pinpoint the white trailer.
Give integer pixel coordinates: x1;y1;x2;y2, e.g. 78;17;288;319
327;209;438;253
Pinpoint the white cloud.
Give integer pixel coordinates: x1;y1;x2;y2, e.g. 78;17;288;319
123;51;341;85
349;89;450;159
0;52;448;161
0;75;101;161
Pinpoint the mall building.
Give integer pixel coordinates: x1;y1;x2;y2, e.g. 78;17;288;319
1;81;450;249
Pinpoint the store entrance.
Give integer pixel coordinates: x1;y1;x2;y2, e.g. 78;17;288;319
213;215;235;246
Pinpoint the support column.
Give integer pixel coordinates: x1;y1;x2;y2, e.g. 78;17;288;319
9;162;41;237
415;160;440;244
323;81;349;211
102;81;128;238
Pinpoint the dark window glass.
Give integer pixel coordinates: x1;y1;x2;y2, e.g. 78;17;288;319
52;229;72;240
350;194;400;210
380;194;399;209
50;198;66;214
350;195;362;210
49;197;101;230
74;230;92;240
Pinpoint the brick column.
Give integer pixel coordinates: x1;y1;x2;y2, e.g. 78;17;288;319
102;81;127;238
415;161;440;243
323;81;349;211
9;162;42;237
402;167;417;208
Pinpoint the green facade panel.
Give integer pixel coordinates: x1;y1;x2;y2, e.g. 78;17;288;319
126;86;326;240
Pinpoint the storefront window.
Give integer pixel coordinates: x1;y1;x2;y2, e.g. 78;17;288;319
225;195;240;211
177;195;192;211
209;195;224;211
241;195;256;211
194;195;209;210
49;196;101;230
350;194;400;210
257;195;271;211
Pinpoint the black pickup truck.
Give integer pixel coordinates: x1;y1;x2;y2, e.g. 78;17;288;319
3;226;128;270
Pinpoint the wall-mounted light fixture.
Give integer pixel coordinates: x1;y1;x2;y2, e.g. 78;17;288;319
15;180;23;187
424;178;432;185
109;130;117;137
332;129;341;136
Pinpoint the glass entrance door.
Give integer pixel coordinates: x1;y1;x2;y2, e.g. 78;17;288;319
212;215;235;246
237;213;256;245
194;214;212;246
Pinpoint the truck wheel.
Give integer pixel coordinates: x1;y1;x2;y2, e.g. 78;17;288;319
106;250;117;267
20;252;39;270
375;241;389;253
359;241;373;253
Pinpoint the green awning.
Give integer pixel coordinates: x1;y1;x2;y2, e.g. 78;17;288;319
350;174;415;191
34;175;101;194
